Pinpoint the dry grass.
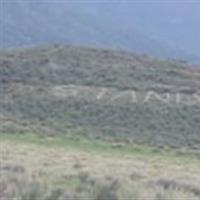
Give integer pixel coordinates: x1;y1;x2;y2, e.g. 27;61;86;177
1;135;200;199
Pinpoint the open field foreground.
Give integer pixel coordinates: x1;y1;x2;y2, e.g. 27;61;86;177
0;134;200;200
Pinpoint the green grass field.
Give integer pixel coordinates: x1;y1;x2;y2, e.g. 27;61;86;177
1;133;200;200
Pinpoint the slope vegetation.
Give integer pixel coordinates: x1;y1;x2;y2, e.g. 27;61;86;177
1;45;200;149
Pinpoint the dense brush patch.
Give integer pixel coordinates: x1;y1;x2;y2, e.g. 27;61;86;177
0;45;200;149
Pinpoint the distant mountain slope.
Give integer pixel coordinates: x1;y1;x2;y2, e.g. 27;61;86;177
1;45;200;149
1;1;199;62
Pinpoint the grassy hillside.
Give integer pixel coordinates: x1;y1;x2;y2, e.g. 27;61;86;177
0;44;200;149
1;45;200;199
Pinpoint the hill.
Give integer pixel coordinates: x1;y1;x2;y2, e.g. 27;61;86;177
1;44;200;149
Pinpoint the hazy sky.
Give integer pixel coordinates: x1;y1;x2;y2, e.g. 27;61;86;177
82;0;200;53
2;0;200;60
